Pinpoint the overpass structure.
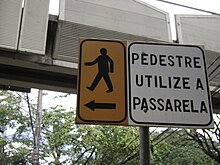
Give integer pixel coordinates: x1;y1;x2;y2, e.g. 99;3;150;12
0;0;220;113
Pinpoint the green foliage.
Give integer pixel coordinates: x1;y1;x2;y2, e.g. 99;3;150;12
72;125;139;164
151;129;219;165
41;106;75;164
1;90;220;165
0;91;30;164
41;104;139;164
0;91;23;128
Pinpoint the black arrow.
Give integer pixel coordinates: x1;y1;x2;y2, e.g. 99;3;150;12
85;100;116;111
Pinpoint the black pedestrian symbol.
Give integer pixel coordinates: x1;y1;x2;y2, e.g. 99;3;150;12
84;48;114;93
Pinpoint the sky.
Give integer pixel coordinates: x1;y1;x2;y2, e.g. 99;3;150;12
49;0;220;40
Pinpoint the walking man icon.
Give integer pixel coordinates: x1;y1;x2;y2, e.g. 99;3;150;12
84;48;114;93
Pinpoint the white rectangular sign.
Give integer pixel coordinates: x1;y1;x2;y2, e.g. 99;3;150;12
128;42;213;128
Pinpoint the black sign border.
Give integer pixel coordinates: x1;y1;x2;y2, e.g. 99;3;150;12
77;38;127;124
128;42;213;127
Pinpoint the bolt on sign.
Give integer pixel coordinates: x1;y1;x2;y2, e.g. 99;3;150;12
76;38;128;125
128;42;213;128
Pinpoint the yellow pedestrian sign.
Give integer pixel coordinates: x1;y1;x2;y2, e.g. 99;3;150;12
76;38;128;125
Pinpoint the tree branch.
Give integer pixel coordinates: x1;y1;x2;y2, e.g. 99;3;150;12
26;93;35;145
84;147;95;165
119;151;139;165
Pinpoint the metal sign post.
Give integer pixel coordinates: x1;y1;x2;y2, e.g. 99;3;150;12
139;126;151;165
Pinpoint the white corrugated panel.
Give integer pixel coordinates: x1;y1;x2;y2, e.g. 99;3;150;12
207;52;220;86
175;15;220;53
54;21;161;62
18;0;50;54
0;0;23;50
175;15;220;85
59;0;172;42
